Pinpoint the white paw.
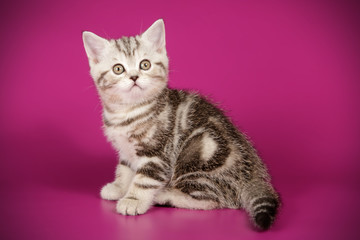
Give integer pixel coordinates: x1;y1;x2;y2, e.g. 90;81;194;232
100;183;123;200
116;197;150;215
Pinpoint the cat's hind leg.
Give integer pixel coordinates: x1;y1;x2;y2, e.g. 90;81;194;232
155;188;219;210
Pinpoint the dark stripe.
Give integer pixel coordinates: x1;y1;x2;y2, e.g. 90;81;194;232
132;37;140;55
254;205;277;216
243;159;252;167
176;180;220;197
103;117;112;127
121;37;131;56
116;105;156;127
124;93;167;129
175;172;209;183
134;183;160;189
252;197;279;208
119;38;127;56
133;89;175;158
103;103;115;113
146;162;165;172
241;156;254;181
135;37;140;48
241;169;252;181
129;131;147;140
175;172;238;205
120;161;131;168
115;40;122;53
125;196;138;201
159;201;173;207
155;62;167;72
150;74;166;81
189;193;220;203
127;98;155;112
253;196;279;230
126;37;132;55
136;162;165;182
104;100;158;128
96;70;109;85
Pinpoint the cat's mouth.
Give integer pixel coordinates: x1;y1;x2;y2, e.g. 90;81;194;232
129;83;143;91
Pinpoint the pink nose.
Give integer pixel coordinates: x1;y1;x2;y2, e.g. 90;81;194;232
130;76;139;81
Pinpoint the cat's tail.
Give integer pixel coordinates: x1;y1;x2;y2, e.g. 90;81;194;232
241;180;280;231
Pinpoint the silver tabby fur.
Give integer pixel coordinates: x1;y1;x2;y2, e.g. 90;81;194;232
82;19;280;230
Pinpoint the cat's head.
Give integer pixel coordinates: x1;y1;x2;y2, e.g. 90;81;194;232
82;19;168;106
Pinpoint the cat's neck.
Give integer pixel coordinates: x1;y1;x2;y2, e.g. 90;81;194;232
102;99;152;115
101;88;168;115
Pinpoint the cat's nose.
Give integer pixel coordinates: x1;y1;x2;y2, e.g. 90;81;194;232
129;75;139;81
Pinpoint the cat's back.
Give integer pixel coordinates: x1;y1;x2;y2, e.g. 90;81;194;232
165;88;240;139
164;88;258;167
165;88;228;122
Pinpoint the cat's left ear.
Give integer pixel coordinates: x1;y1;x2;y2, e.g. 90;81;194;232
142;19;166;52
82;31;109;64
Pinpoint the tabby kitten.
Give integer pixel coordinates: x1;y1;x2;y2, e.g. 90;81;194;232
82;19;280;230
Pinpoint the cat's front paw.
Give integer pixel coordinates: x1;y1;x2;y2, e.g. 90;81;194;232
100;183;123;200
116;197;150;215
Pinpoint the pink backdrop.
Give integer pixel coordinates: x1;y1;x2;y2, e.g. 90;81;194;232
1;0;359;239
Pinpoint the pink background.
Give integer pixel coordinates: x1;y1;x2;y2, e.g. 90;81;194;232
1;0;359;239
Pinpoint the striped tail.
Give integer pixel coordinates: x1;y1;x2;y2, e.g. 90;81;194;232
241;181;280;231
251;196;280;230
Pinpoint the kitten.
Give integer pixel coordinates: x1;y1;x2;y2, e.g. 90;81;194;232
82;19;280;230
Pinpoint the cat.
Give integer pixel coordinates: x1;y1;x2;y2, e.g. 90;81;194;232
82;19;280;230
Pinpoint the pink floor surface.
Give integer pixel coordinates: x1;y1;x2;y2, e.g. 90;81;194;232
1;0;360;239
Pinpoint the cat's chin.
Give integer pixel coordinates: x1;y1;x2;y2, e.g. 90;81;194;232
125;86;166;105
127;84;146;98
123;88;152;105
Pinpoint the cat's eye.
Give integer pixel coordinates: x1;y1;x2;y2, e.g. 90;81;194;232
113;64;125;75
140;59;151;71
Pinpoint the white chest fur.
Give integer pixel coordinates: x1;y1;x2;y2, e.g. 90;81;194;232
104;126;138;166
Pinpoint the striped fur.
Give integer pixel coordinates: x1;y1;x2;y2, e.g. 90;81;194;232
83;19;280;230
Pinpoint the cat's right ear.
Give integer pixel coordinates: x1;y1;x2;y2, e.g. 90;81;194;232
82;31;109;64
141;19;166;52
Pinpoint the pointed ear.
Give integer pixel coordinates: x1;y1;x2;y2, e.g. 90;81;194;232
82;31;109;63
141;19;166;51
